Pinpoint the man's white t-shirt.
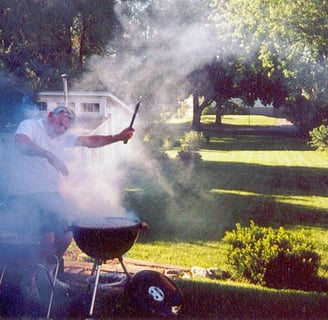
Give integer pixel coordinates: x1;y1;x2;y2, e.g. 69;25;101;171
8;118;78;195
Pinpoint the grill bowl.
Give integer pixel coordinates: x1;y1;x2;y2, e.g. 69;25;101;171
71;217;142;261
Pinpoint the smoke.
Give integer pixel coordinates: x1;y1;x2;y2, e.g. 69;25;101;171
79;0;220;106
0;1;233;239
63;0;223;219
60;119;175;222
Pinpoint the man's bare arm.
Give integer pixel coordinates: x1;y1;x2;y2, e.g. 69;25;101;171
75;127;134;148
15;134;69;176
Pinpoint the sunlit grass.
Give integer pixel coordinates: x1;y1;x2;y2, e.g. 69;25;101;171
169;117;193;124
201;150;328;167
125;115;328;277
69;115;328;292
201;114;277;126
126;241;230;269
170;114;277;126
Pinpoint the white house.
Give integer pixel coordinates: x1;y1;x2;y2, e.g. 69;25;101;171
36;91;132;119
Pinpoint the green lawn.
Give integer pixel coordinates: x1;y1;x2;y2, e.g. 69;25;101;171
125;118;328;273
67;115;327;257
202;114;278;126
109;279;328;319
68;115;328;319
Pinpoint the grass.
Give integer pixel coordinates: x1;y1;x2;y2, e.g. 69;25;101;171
107;279;328;319
68;116;328;274
125;241;230;270
67;115;328;319
202;114;278;126
123;117;328;268
175;279;328;320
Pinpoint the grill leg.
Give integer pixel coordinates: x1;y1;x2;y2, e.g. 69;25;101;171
89;259;102;317
118;257;131;280
46;255;59;319
0;265;6;286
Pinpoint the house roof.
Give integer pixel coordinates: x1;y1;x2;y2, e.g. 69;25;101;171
37;91;133;113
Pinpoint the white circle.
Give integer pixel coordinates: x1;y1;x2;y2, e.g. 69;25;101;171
148;286;165;301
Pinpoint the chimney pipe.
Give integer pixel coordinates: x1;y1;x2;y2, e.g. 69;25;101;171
61;74;68;108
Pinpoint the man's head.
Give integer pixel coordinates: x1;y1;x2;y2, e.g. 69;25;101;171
47;106;76;136
52;106;76;120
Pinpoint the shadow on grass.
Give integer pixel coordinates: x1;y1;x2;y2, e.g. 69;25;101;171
66;278;328;319
205;133;310;151
133;193;328;242
202;161;328;197
125;160;328;242
166;121;305;148
176;278;328;320
106;278;328;319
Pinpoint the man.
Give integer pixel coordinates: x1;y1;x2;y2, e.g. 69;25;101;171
6;106;134;303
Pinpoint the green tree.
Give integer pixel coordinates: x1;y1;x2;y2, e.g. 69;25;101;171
187;53;288;129
0;0;120;89
210;0;328;131
188;56;237;129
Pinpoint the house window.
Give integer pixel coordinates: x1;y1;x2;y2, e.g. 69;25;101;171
37;101;47;111
81;103;100;113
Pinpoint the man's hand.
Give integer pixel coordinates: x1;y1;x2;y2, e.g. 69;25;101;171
117;127;135;142
45;151;70;176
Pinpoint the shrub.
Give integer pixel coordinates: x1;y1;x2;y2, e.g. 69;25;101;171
283;95;328;135
177;150;202;164
177;131;205;164
179;131;206;152
264;251;320;290
223;221;320;289
308;124;328;151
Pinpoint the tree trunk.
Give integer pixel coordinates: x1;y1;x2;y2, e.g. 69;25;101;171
215;105;223;125
191;94;202;130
